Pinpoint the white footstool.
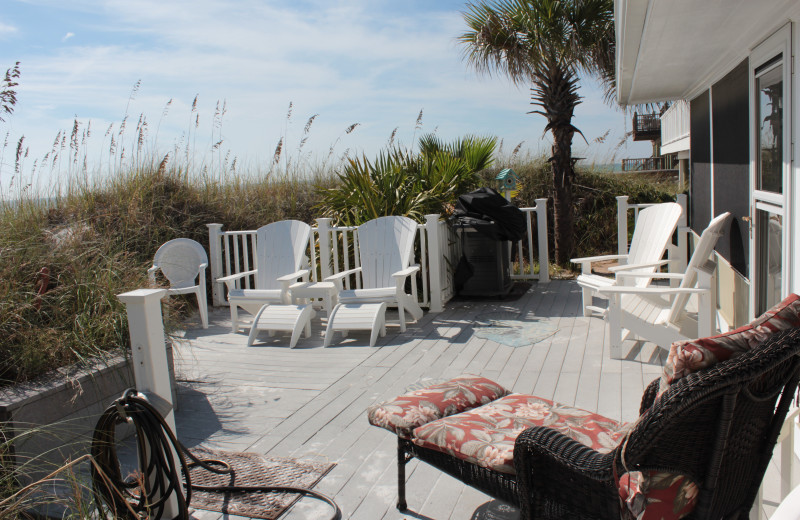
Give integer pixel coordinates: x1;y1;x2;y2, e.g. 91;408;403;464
248;304;315;348
324;302;387;347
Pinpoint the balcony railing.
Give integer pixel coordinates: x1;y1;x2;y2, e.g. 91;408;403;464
622;156;676;172
632;112;661;141
661;100;690;153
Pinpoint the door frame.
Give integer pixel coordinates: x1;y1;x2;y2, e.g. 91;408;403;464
749;23;793;319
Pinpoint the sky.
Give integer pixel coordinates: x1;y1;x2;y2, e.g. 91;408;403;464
0;0;651;192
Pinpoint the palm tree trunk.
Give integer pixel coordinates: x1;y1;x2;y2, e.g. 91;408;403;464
551;127;575;265
531;61;581;265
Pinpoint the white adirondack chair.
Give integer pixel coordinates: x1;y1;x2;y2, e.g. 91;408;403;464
149;238;209;329
598;212;731;359
217;220;312;333
571;202;683;317
325;216;424;333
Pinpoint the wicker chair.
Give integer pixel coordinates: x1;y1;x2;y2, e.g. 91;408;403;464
514;326;800;519
387;326;800;519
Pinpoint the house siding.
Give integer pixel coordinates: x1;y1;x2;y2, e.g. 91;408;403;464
690;91;712;232
711;59;750;278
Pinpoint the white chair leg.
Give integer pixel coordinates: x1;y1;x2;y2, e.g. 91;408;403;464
369;325;380;347
368;303;387;347
582;286;593;317
324;304;342;347
230;303;240;333
289;324;303;348
196;290;208;329
607;294;622;360
397;300;406;332
247;305;270;346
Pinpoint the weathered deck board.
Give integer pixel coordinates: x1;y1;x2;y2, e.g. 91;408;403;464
173;280;789;520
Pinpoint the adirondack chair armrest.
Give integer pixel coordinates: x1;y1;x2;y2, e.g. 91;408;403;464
324;268;362;290
275;269;309;299
276;269;309;283
324;268;361;282
392;265;420;279
392;265;420;292
217;270;257;290
570;254;629;274
608;259;670;273
614;272;687;281
570;254;628;264
598;285;708;296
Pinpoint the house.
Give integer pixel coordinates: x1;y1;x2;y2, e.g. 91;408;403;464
616;0;800;327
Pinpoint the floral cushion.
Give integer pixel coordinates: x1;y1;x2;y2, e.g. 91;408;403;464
366;375;510;439
658;293;800;396
618;470;699;520
411;393;628;475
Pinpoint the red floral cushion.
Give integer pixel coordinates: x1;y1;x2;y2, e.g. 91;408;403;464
618;470;699;520
366;375;510;439
658;293;800;396
411;394;628;475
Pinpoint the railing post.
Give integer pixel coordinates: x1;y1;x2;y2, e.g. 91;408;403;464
207;223;225;306
676;193;689;275
535;198;550;283
425;214;444;313
117;288;179;517
316;218;333;279
617;196;629;256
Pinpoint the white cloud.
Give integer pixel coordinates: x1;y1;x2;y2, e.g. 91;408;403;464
0;21;18;35
62;32;74;42
2;0;644;190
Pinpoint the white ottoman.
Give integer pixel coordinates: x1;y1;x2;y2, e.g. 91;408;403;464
248;304;315;348
324;303;387;347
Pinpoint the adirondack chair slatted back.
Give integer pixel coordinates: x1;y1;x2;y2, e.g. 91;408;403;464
357;216;418;289
665;212;731;325
154;238;208;289
255;220;311;290
625;202;683;288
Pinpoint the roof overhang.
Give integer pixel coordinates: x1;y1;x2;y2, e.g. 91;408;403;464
615;0;800;105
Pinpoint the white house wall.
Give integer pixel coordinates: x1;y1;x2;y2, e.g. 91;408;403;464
616;0;800;319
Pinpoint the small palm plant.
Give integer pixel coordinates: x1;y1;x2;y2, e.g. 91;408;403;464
318;134;496;225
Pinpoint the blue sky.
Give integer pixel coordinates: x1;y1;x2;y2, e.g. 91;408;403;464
0;0;650;190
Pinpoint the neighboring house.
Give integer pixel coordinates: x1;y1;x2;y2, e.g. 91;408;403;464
616;0;800;327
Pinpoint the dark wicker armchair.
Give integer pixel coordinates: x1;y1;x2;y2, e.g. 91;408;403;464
514;326;800;519
380;327;800;520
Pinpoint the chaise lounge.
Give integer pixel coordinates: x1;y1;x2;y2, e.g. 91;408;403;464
368;295;800;519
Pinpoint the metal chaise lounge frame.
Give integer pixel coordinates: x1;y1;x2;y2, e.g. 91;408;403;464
388;326;800;519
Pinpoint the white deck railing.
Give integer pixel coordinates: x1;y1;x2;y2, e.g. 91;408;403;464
207;201;550;312
511;200;550;282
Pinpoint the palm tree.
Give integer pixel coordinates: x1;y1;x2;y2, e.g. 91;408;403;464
459;0;615;264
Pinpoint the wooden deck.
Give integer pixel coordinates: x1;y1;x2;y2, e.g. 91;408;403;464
171;280;795;519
